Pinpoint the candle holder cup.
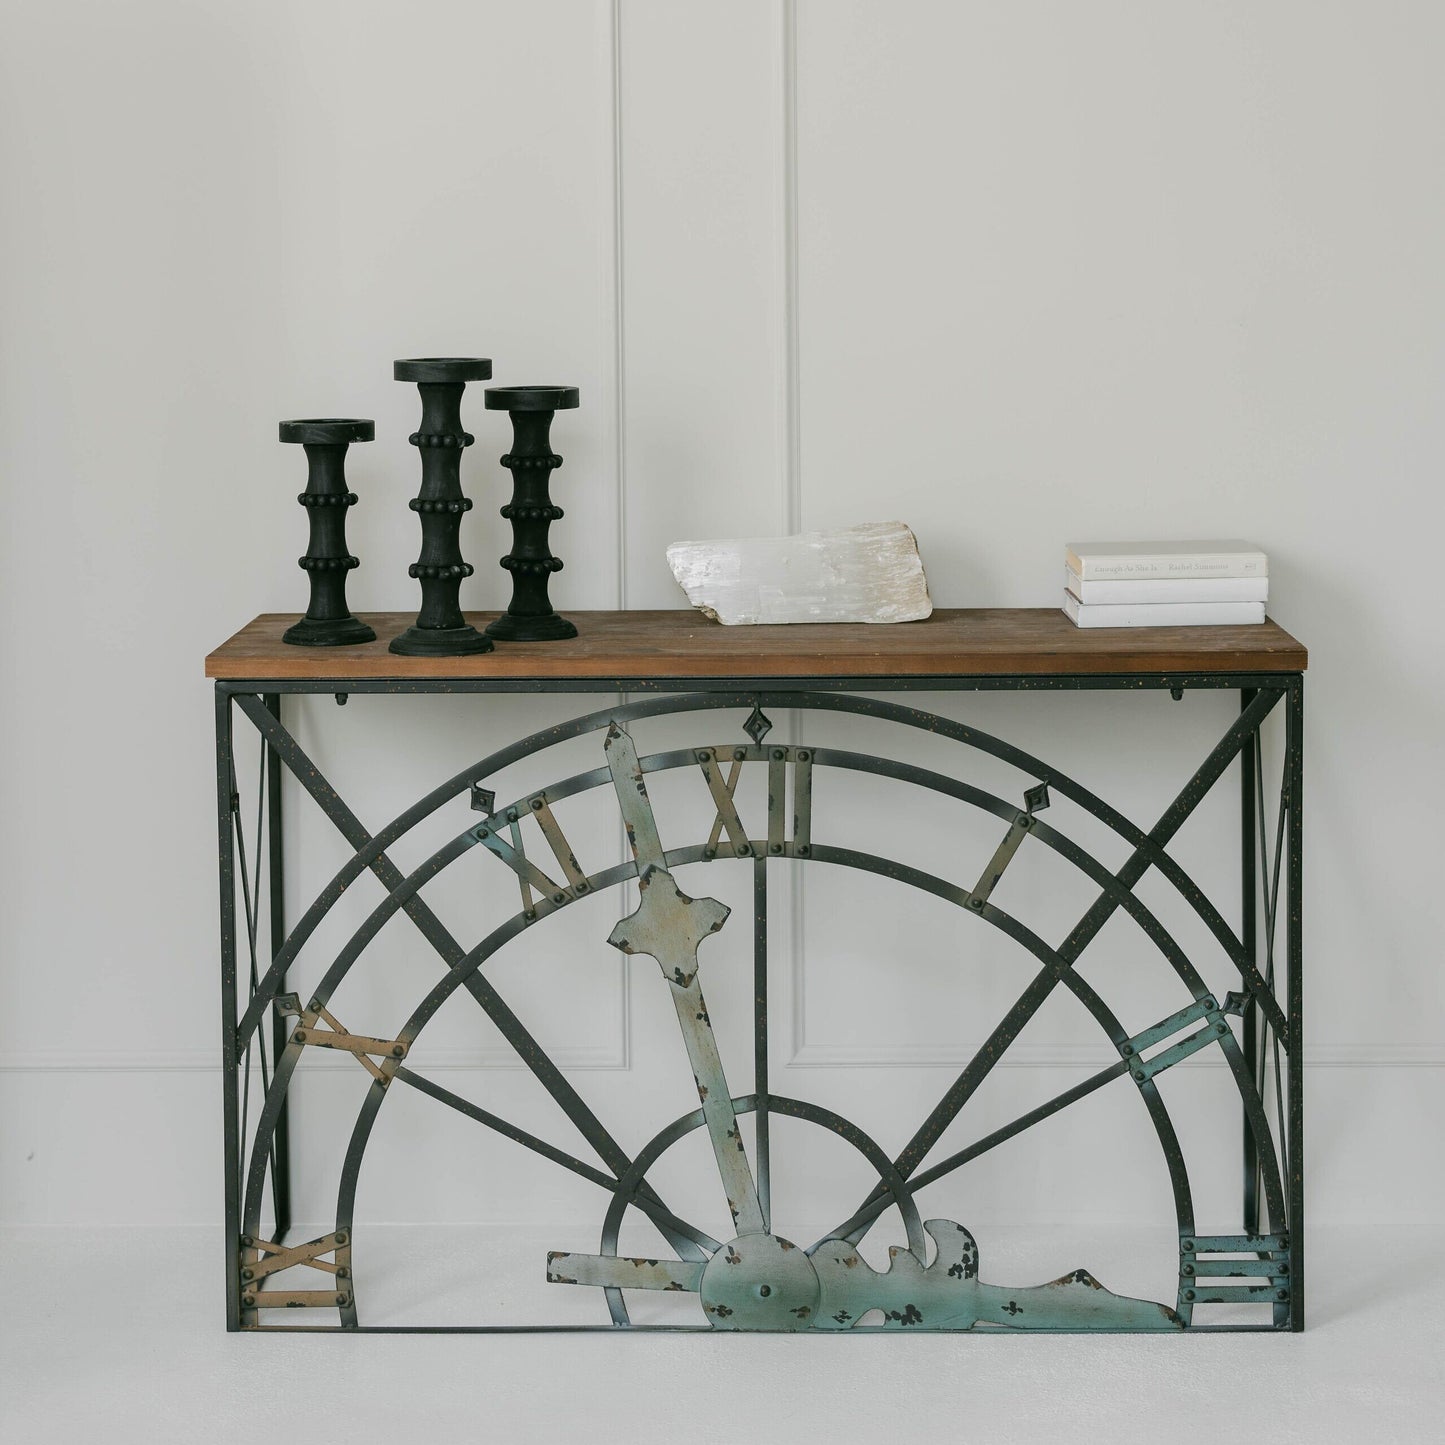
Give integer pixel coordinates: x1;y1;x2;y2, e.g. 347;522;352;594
279;418;377;647
390;357;495;657
484;386;580;642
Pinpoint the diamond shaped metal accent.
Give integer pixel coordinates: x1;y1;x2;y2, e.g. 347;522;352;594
470;783;496;815
743;706;773;745
1023;782;1051;815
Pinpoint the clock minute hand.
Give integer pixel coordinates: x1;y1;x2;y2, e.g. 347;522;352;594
604;725;765;1236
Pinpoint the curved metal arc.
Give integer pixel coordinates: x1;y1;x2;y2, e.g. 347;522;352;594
391;1066;721;1255
276;728;1272;1094
241;831;488;1245
238;1038;306;1303
815;747;1226;1005
295;827;1203;1300
514;738;1281;1238
596;1094;928;1328
766;688;1288;1040
820;745;1286;1220
272;837;1209;1318
829;692;1285;1242
232;691;764;1046
247;860;705;1270
831;1060;1133;1240
235;688;1283;1050
804;843;1199;1252
295;734;1278;1148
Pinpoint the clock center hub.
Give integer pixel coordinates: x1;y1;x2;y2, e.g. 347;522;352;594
699;1232;820;1330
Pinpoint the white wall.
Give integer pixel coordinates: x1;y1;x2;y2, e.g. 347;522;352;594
2;0;1441;1288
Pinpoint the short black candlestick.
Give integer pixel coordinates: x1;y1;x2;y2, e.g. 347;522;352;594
280;418;377;647
390;358;494;656
483;386;580;641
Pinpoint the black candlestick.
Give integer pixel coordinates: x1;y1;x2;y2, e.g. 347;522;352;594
483;386;580;641
390;357;494;657
280;418;377;647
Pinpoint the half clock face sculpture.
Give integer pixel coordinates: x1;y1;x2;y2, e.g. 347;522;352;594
224;692;1294;1332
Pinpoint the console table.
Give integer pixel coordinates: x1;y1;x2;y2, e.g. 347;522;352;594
207;608;1305;1333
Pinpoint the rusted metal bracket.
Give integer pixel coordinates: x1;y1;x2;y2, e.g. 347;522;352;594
273;993;407;1081
698;748;752;858
472;792;592;920
239;1230;353;1317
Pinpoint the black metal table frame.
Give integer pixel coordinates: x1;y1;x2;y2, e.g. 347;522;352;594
213;667;1303;1333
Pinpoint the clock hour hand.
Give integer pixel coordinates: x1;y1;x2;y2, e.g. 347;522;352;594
604;724;765;1236
604;722;667;871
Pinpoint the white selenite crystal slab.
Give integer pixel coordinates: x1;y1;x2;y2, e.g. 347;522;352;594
666;520;932;625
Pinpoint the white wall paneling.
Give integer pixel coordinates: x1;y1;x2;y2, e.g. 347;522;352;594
615;0;793;601
1;1;1441;1234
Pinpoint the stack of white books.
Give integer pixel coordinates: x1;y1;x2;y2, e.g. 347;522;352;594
1062;540;1268;628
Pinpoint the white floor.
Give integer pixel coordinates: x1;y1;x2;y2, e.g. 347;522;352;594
2;1224;1442;1444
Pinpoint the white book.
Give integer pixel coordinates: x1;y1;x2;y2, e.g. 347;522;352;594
1065;567;1268;605
1062;591;1265;628
1065;539;1267;582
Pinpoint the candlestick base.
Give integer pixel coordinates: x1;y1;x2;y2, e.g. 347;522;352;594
484;611;578;642
283;615;377;647
389;622;495;657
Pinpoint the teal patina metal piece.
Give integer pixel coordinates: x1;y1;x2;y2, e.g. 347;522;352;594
1179;1233;1291;1319
699;1234;820;1330
541;721;1186;1332
808;1224;1181;1331
550;1215;1183;1331
603;723;764;1236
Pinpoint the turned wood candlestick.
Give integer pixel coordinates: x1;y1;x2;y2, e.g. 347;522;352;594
483;386;580;641
390;358;494;656
279;418;377;647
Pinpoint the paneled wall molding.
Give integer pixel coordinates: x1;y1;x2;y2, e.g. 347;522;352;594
609;0;629;607
780;0;801;535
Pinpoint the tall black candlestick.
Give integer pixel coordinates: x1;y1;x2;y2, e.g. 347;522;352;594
483;386;580;641
280;418;377;647
390;357;494;657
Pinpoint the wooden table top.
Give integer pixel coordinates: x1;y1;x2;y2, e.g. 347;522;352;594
205;610;1307;682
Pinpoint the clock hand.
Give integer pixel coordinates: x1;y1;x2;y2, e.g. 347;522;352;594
604;722;666;870
605;724;765;1236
